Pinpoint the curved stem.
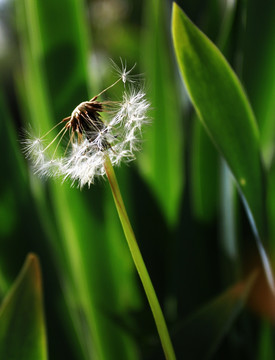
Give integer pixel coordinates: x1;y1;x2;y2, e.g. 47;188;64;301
104;155;176;360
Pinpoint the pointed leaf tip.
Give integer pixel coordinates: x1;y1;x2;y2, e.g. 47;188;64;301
0;253;47;360
24;253;42;291
173;271;258;359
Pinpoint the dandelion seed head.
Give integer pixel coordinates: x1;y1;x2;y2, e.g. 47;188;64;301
23;62;150;188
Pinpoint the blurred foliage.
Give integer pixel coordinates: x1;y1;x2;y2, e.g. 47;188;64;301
0;0;275;359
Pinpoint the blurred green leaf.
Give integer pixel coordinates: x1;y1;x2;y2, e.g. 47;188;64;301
172;3;265;243
0;91;29;299
173;271;258;359
140;0;184;225
219;161;239;280
191;116;218;221
243;0;275;165
257;321;274;360
17;0;140;358
0;254;47;360
267;160;275;257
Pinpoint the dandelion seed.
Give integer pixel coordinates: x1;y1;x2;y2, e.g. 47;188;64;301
23;62;150;188
110;58;140;84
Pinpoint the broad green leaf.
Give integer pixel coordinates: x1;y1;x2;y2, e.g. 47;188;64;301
172;3;266;249
139;0;183;225
190;1;237;224
173;271;258;359
0;254;47;360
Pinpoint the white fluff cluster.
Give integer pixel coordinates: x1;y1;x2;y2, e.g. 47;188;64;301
23;85;150;188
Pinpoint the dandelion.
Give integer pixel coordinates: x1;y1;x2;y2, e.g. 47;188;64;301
23;64;149;187
23;62;176;360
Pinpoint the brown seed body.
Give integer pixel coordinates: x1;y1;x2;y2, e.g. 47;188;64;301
62;99;111;150
64;100;104;133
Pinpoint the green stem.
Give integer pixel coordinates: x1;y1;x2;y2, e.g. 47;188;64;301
104;155;176;360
